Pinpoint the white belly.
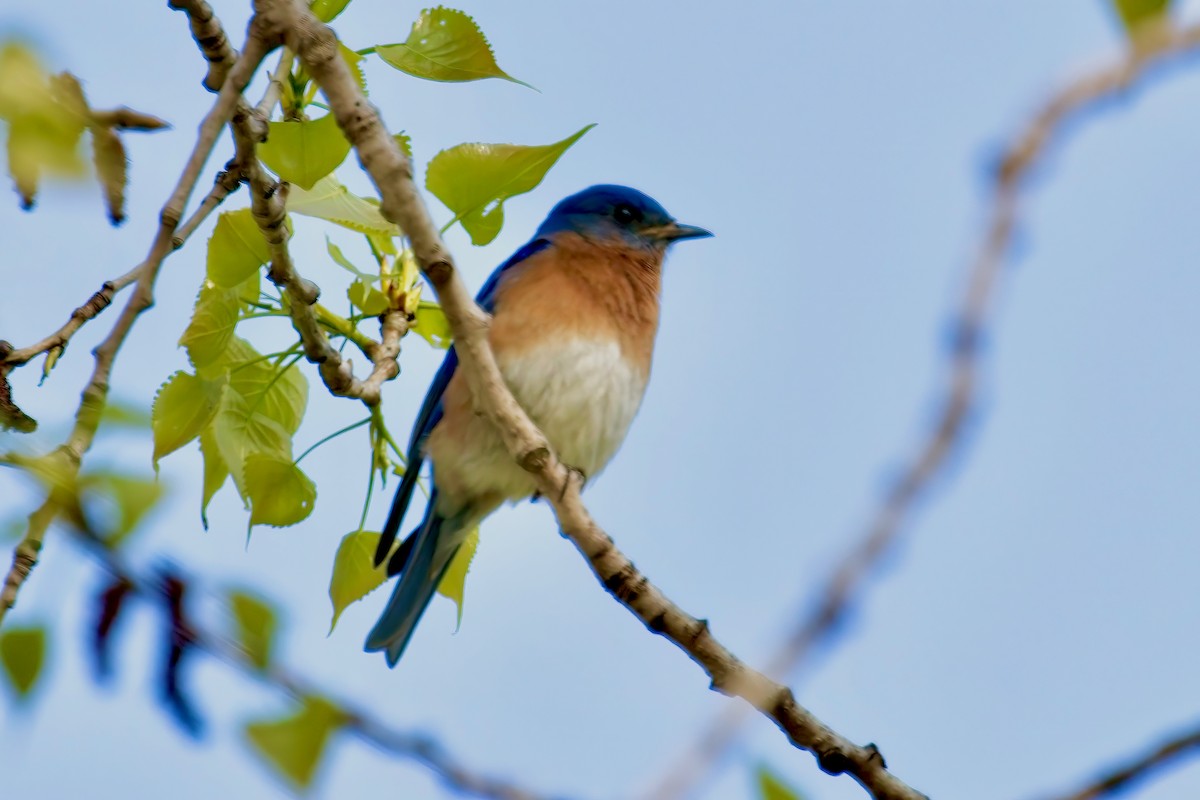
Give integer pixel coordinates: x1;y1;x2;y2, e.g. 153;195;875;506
439;338;648;502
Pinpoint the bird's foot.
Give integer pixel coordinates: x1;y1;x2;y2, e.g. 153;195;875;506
559;464;588;501
531;464;588;503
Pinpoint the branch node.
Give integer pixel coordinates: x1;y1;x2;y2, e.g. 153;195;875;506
519;446;550;473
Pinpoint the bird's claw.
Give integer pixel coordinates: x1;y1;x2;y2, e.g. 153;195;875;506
560;465;587;501
530;464;588;504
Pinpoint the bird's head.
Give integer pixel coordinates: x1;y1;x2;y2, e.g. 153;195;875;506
536;184;711;251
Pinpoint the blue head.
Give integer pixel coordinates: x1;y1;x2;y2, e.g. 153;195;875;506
535;185;711;250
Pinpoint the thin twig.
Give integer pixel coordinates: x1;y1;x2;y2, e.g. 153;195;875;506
263;2;925;797
645;19;1200;800
1030;721;1200;800
0;18;274;627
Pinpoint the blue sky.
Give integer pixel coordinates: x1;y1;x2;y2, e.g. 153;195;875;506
2;1;1200;799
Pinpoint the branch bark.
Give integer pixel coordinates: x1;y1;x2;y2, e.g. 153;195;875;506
256;2;925;797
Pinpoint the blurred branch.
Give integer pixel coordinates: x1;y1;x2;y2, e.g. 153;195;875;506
74;531;568;800
264;2;925;798
645;17;1200;800
0;17;273;627
1030;721;1200;800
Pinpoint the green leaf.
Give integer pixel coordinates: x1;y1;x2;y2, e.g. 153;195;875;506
207;209;271;288
226;341;309;435
0;625;46;699
227;590;279;670
244;696;345;791
199;426;228;528
755;764;805;800
339;42;368;94
1111;0;1172;32
244;454;316;528
375;7;529;87
99;398;152;430
79;470;164;546
259;114;351;191
436;526;478;631
0;45;88;207
426;124;594;245
180;281;240;370
413;301;452;348
393;131;412;160
311;0;352;23
325;237;373;280
152;371;223;467
287;175;401;237
347;279;389;315
211;391;293;500
328;530;388;632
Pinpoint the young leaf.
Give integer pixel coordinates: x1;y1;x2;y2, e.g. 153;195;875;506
91;125;127;224
375;7;530;87
328;530;388;632
1111;0;1172;33
311;0;353;23
287;174;401;236
227;590;279;670
413;301;452;348
79;470;165;546
179;281;241;370
426;124;594;245
199;427;229;527
99;398;152;430
0;44;87;208
0;625;47;699
755;764;806;800
207;209;271;288
339;43;368;94
211;391;293;500
152;371;223;467
393;131;413;160
244;453;317;528
325;237;374;279
436;526;478;631
347;279;389;315
244;696;345;792
226;342;309;435
259;114;351;191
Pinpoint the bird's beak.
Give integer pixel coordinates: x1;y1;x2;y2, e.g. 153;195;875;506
645;221;713;243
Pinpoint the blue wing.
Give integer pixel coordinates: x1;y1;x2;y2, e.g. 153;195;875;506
372;238;553;568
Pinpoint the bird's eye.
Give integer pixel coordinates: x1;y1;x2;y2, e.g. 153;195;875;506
613;204;637;224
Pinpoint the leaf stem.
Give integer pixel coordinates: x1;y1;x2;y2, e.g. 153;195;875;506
294;416;371;465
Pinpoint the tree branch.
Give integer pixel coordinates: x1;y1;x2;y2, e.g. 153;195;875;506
646;18;1200;800
257;2;924;797
1031;721;1200;800
0;16;274;627
72;528;569;800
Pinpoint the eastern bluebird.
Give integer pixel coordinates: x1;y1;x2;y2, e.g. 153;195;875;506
365;185;711;666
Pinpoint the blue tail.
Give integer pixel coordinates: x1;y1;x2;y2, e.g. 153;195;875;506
364;491;466;667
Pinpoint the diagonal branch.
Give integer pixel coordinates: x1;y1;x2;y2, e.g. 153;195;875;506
262;1;925;798
645;18;1200;800
1029;721;1200;800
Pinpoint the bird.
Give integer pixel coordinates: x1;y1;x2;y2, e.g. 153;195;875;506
364;184;711;667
